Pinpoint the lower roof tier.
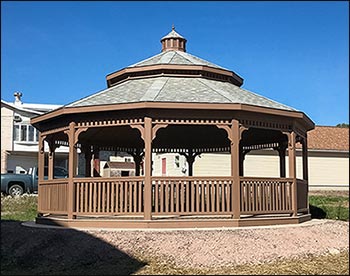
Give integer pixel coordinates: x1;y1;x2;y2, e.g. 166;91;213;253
67;75;294;112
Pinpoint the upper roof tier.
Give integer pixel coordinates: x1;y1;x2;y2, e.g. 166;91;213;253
106;27;244;87
128;50;228;70
66;28;294;111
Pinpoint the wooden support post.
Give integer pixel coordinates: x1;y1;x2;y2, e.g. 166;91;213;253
288;131;297;216
231;119;240;219
302;136;309;181
48;151;54;180
278;146;286;178
37;134;45;214
82;145;92;177
144;117;152;220
302;136;309;214
47;138;56;180
93;148;100;177
38;134;45;182
67;122;76;219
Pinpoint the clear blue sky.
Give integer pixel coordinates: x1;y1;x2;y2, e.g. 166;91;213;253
1;1;349;126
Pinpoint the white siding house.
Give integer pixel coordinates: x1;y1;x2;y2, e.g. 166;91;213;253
1;92;65;174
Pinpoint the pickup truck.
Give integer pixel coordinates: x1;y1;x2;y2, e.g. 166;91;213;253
1;166;68;196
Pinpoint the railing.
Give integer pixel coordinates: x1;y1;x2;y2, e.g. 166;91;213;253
73;177;144;216
152;177;233;215
38;179;68;214
240;177;293;214
38;176;304;218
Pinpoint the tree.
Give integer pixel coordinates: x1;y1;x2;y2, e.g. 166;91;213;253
336;123;349;128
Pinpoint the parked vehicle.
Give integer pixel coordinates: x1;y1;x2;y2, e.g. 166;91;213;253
1;166;68;196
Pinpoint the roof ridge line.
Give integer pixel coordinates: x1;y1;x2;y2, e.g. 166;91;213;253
139;77;168;101
168;51;177;64
196;78;236;103
175;50;195;65
153;77;170;101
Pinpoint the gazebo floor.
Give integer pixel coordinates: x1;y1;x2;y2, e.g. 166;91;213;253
35;213;311;229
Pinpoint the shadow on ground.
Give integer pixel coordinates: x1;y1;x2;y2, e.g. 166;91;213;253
0;220;146;275
309;204;327;219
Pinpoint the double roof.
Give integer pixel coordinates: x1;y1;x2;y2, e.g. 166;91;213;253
66;28;295;112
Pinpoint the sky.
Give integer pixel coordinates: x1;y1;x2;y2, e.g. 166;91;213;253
1;1;349;126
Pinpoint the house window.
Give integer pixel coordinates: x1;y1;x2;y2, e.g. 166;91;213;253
28;126;35;141
20;125;27;141
14;124;38;143
14;125;20;141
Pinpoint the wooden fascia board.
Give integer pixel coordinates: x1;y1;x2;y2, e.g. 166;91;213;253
106;64;239;80
30;102;310;125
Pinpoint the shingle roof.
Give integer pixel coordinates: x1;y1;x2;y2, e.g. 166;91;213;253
306;126;349;151
161;28;186;40
66;76;294;111
127;50;229;70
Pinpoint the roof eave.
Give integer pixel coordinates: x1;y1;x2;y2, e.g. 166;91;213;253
31;101;310;129
105;64;244;87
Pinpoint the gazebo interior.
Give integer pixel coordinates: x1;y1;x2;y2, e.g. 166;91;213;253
31;27;314;228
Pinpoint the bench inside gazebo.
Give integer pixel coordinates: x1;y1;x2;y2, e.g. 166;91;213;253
31;27;314;229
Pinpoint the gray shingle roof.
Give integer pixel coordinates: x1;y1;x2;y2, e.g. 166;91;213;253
161;29;186;40
66;76;295;111
128;50;229;70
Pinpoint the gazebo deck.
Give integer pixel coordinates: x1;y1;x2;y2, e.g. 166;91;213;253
37;213;311;229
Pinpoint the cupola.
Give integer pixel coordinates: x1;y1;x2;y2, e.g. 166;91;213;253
160;25;187;52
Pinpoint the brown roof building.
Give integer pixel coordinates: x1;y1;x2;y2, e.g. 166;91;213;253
306;126;349;151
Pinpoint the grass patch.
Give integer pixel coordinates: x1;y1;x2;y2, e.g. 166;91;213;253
134;251;349;275
1;193;38;221
309;194;349;221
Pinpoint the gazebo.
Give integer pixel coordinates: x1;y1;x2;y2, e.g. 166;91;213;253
31;27;314;228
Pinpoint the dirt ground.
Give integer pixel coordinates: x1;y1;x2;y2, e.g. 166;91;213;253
1;218;349;275
308;189;349;197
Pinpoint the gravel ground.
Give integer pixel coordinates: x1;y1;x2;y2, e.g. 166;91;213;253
2;219;349;274
79;219;349;269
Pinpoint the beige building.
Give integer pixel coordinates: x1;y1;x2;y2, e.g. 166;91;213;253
153;126;349;190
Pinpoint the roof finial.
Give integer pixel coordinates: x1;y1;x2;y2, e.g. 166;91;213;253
172;24;175;31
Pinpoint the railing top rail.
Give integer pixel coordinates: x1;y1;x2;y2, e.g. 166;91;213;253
152;176;233;181
39;179;69;185
73;176;145;182
240;177;294;182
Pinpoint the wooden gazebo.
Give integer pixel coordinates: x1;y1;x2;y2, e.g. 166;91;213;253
31;27;314;228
